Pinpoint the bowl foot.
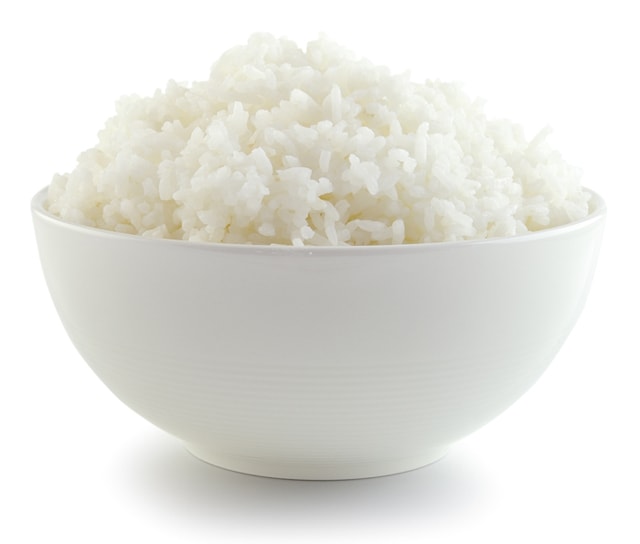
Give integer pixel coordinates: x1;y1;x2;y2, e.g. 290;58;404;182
183;443;448;480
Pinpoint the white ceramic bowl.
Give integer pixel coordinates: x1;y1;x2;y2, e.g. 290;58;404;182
32;188;606;479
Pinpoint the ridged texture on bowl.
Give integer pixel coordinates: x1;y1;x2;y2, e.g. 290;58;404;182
32;189;605;479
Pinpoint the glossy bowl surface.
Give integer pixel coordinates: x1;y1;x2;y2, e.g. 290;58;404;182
32;188;606;479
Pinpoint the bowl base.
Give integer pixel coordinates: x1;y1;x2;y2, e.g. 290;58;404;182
183;443;449;480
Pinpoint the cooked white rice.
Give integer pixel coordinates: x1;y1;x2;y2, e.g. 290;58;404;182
47;34;590;246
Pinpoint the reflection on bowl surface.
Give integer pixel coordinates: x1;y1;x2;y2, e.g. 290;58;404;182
32;188;605;479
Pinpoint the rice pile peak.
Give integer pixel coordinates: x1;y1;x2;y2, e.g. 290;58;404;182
47;34;589;246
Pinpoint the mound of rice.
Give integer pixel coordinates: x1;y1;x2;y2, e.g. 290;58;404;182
47;34;590;246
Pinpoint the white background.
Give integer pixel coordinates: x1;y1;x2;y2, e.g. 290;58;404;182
2;1;638;542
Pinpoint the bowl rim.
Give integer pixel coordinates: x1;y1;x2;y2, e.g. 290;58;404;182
31;186;606;255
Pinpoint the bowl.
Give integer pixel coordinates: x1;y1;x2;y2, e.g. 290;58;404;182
31;187;606;479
